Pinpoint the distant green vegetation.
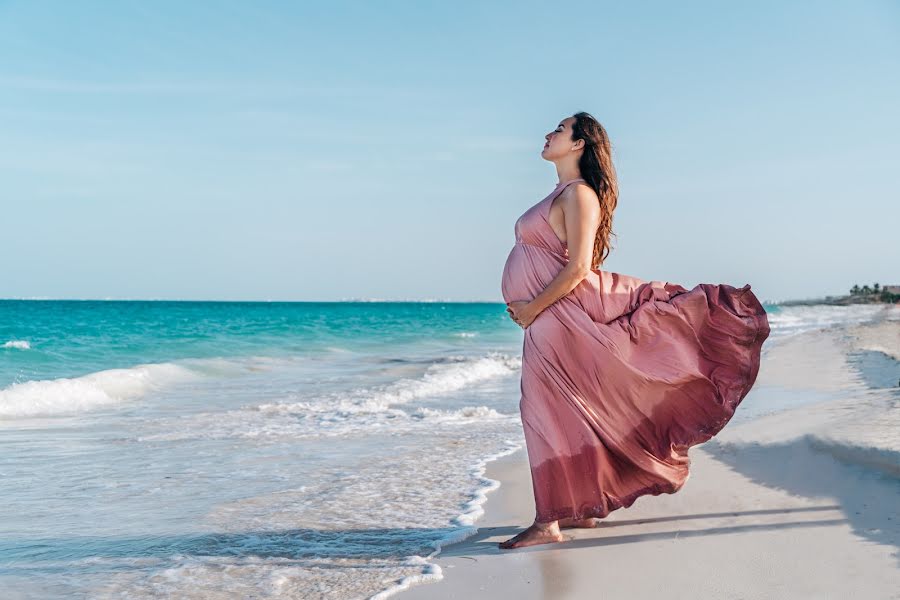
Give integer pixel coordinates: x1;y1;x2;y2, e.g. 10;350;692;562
779;282;899;306
848;283;900;304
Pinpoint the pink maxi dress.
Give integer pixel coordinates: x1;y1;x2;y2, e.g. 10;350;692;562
500;178;770;523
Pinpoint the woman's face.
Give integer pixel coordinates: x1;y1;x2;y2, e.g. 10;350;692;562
542;116;578;160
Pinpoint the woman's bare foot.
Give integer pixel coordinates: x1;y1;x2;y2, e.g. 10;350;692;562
558;517;599;529
498;520;565;550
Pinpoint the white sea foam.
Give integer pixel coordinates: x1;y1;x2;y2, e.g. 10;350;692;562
136;352;522;442
371;440;523;600
767;304;895;340
409;405;511;423
0;362;200;418
184;437;522;600
2;339;30;349
265;353;520;411
0;355;314;420
99;430;524;599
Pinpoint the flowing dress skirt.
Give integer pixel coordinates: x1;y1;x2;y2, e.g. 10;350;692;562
501;181;770;523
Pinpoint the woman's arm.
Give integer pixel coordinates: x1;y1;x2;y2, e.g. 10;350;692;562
530;184;601;313
508;185;601;328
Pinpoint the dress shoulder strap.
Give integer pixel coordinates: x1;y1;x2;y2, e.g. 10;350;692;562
556;178;586;191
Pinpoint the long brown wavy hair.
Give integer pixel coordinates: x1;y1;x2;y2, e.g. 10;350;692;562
570;111;619;270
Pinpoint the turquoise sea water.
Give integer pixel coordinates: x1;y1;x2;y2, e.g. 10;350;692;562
0;301;523;390
0;299;894;598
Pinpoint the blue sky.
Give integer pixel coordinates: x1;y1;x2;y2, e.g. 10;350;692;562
1;1;897;302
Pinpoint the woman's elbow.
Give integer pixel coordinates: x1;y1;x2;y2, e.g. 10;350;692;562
569;262;592;280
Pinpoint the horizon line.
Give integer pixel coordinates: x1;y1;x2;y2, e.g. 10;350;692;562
3;296;795;305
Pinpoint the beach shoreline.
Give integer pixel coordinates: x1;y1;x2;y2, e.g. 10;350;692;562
397;310;900;599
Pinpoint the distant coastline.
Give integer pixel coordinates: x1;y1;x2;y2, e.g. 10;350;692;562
777;283;900;306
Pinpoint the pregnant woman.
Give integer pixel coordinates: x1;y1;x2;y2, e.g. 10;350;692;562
499;112;770;550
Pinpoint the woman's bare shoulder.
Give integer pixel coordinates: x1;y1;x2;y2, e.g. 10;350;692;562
560;181;600;208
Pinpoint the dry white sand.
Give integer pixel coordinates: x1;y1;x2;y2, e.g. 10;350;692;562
398;311;900;600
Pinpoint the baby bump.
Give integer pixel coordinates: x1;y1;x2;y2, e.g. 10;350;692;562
501;243;565;304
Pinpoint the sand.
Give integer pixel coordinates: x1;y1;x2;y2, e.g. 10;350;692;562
398;310;900;599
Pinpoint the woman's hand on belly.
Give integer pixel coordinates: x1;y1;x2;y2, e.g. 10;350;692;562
506;300;539;329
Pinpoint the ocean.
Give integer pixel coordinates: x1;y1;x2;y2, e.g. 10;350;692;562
0;299;896;599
